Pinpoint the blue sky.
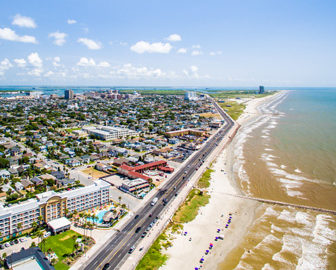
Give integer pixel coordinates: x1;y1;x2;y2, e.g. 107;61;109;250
0;0;335;86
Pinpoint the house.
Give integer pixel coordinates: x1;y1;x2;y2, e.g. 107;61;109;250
0;169;10;179
8;167;19;176
51;171;66;180
8;156;20;166
40;174;57;182
31;176;43;186
9;146;21;156
81;155;90;164
21;179;34;189
57;178;75;186
65;158;81;167
15;182;24;191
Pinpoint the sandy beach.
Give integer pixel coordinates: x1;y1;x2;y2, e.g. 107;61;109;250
160;92;286;270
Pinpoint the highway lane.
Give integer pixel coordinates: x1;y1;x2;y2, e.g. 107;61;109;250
84;98;234;270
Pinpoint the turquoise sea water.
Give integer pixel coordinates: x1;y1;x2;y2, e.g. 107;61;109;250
273;88;336;184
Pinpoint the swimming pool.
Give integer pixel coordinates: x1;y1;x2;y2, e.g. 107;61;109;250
86;208;113;224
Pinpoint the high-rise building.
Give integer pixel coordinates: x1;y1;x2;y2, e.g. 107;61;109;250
184;91;198;101
259;86;265;94
64;89;74;99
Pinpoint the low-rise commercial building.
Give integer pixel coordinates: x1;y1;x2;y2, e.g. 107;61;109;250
120;178;150;193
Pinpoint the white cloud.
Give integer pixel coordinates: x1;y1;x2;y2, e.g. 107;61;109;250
192;44;201;49
28;68;43;76
183;65;201;79
130;41;172;54
52;56;61;67
98;61;110;68
67;19;77;24
0;58;13;75
210;51;223;56
78;38;101;50
191;50;202;56
190;65;198;72
28;52;43;67
49;31;67;46
44;71;54;77
0;27;37;43
166;34;182;42
14;58;26;67
77;57;96;66
12;14;36;28
177;48;187;54
112;63;165;78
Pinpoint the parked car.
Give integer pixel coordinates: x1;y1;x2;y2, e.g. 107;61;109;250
5;242;10;247
0;244;4;249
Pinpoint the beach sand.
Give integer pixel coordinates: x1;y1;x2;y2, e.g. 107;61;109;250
160;92;284;270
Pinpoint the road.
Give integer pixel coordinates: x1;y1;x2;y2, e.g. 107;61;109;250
83;98;234;270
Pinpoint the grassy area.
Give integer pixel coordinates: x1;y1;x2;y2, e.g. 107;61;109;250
82;167;109;178
210;90;277;99
173;189;210;224
65;127;81;133
197;112;221;119
219;101;246;121
136;232;171;270
197;167;214;189
39;230;82;270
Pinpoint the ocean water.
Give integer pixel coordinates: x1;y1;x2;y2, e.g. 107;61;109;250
219;89;336;270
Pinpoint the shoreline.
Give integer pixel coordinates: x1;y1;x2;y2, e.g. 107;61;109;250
160;91;287;270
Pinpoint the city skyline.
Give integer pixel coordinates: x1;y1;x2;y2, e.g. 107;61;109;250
0;0;336;86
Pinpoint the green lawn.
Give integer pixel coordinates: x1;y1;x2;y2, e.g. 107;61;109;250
197;167;214;189
219;101;246;121
39;230;82;270
136;233;170;270
173;189;210;224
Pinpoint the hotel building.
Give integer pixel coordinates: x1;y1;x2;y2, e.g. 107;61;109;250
0;180;110;238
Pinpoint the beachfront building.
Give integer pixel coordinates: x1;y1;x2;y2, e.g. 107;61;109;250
83;125;138;140
0;180;110;238
259;85;265;94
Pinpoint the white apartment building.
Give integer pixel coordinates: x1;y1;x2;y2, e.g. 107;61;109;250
83;125;138;140
0;180;110;238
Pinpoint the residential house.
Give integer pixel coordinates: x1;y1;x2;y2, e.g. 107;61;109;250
31;176;43;186
0;169;10;179
21;179;34;190
15;182;24;191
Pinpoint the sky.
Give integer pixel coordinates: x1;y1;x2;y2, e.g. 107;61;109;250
0;0;335;87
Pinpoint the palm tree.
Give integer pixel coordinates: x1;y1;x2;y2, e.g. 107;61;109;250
32;221;38;232
37;231;43;247
38;215;43;225
118;196;122;205
17;222;22;231
79;213;84;226
72;235;78;254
